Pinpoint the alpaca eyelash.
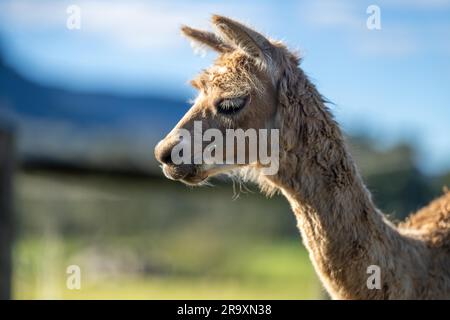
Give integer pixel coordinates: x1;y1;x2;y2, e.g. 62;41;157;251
216;97;248;115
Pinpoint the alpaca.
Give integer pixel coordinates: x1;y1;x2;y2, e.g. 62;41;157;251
154;15;450;299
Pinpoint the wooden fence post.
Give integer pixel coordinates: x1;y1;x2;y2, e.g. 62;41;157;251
0;128;14;300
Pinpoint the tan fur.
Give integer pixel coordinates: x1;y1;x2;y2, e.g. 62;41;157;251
400;189;450;249
155;15;450;299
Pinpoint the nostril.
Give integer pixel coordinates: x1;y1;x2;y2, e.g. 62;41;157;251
161;150;173;165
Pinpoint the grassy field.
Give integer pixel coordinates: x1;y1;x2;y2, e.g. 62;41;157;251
14;238;320;299
13;170;322;299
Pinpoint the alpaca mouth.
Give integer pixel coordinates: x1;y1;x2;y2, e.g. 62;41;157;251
181;173;208;186
161;163;241;186
161;164;208;185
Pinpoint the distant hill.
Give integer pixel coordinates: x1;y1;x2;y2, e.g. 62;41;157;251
0;55;188;173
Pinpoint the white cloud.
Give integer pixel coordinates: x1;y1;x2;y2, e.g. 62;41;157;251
80;1;208;50
356;25;419;57
297;0;450;58
379;0;450;10
0;0;271;52
299;0;363;30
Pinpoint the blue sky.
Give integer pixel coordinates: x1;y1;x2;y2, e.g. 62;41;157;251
0;0;449;173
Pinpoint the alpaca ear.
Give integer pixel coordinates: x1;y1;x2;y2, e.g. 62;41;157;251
181;25;233;53
211;15;274;65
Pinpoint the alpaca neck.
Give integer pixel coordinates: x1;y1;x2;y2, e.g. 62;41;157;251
276;160;396;299
265;71;426;299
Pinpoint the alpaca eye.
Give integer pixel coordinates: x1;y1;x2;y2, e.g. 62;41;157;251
216;96;248;115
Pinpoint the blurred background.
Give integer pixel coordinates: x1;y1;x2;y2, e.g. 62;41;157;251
0;0;449;299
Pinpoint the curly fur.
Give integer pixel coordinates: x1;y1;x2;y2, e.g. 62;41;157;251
158;15;450;300
257;45;450;299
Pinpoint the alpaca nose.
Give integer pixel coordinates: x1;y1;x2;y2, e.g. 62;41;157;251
155;140;174;165
159;149;173;165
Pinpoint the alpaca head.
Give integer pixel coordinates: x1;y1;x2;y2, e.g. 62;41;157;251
155;15;299;186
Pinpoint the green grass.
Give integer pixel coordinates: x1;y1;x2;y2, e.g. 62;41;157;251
13;171;321;299
13;237;320;299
